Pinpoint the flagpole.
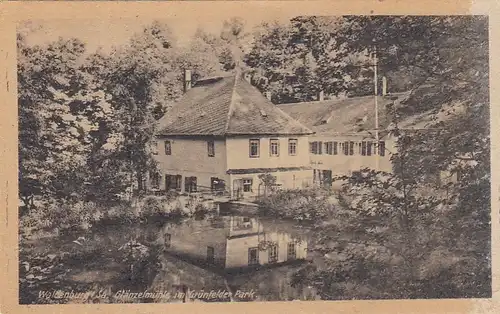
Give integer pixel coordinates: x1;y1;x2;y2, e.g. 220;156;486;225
373;46;380;171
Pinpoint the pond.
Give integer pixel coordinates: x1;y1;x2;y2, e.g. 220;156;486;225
20;208;322;304
149;213;320;302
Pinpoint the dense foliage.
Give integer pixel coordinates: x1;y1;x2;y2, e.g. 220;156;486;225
281;16;490;299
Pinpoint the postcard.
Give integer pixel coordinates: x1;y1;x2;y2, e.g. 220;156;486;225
0;1;498;313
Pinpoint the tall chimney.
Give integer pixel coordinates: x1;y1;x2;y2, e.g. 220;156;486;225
184;69;192;93
265;91;272;101
382;76;387;96
318;90;325;102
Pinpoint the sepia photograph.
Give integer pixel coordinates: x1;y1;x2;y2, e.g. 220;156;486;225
16;12;490;304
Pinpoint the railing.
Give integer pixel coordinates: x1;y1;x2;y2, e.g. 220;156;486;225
146;185;231;199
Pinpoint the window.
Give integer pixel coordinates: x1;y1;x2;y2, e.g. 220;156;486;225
210;177;225;192
311;141;322;154
311;142;317;154
288;139;298;156
165;174;173;190
175;175;182;191
269;245;278;263
361;141;373;156
151;140;158;155
333;141;338;155
150;172;160;188
207;140;215;157
165;174;182;190
207;246;215;264
378;141;386;156
248;247;259;266
210;177;218;191
270;139;280;157
164;140;172;155
249;139;260;158
342;141;354;155
243;179;253;192
322;170;333;187
361;141;367;156
234;217;253;230
184;176;197;193
325;142;333;155
164;233;171;248
287;242;296;260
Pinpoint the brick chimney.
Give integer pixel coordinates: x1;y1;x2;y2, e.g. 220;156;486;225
265;91;272;101
184;69;192;93
382;76;387;96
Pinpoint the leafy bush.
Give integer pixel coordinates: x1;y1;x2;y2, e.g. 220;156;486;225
140;195;165;217
257;188;335;223
19;200;103;236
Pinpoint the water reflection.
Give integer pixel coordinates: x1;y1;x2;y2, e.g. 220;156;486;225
148;213;318;302
159;215;309;273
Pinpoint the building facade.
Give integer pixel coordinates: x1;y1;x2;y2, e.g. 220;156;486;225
150;70;314;199
277;93;409;188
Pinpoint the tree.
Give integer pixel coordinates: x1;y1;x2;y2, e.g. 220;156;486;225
258;173;277;197
17;33;123;207
244;17;373;103
291;15;490;299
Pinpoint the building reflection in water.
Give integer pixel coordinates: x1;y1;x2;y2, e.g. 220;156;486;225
159;215;308;272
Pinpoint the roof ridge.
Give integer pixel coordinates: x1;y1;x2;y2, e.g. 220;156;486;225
277;91;410;107
223;74;239;134
273;104;315;135
194;73;235;87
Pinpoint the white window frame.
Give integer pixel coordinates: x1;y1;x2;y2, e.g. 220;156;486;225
269;138;280;157
288;138;298;156
243;178;253;192
249;139;260;158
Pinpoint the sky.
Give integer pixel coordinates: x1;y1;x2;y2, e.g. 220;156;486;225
19;13;290;53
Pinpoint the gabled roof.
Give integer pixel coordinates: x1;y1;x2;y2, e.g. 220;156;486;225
276;92;413;136
156;73;313;136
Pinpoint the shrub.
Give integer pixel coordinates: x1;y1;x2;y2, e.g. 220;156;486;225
19;200;105;236
257;188;335;223
140;195;165;217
